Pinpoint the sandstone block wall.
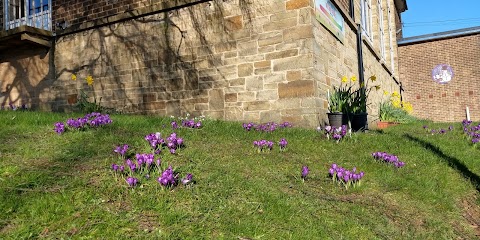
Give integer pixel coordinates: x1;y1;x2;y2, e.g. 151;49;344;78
399;33;480;122
1;0;404;128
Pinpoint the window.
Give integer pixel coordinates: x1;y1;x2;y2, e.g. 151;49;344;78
378;0;386;59
361;0;373;40
4;0;52;30
386;0;395;73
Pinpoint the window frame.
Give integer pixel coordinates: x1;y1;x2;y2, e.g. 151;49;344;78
361;0;373;41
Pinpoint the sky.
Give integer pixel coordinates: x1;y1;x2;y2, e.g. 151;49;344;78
401;0;480;38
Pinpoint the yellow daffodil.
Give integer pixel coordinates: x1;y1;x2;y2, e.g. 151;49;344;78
351;76;357;82
383;90;389;96
370;75;377;81
392;91;400;97
71;74;77;81
375;85;381;91
86;75;94;86
341;76;348;83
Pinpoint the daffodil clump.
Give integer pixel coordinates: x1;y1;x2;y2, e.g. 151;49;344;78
71;73;104;113
379;91;415;123
328;75;380;114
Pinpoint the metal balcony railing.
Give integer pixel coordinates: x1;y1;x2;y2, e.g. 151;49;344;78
4;0;52;31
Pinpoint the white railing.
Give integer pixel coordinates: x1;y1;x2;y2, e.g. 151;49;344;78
4;0;52;31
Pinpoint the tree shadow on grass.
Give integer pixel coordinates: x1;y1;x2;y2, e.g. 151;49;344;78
404;134;480;192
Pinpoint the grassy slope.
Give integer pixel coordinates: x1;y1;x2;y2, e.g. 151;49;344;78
0;111;479;239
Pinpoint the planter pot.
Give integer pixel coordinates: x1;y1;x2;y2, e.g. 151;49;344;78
350;112;368;132
377;121;400;129
327;112;349;128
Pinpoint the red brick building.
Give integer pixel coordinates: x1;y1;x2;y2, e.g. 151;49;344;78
398;26;480;122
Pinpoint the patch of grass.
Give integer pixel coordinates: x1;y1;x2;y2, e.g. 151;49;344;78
0;111;479;239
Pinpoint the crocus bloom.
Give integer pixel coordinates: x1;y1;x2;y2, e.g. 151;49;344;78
126;177;138;187
181;173;193;185
301;166;309;179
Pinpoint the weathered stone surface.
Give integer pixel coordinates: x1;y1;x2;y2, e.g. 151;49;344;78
286;70;302;81
278;80;315;98
258;33;284;47
286;0;310;10
273;55;312;71
225;15;244;31
245;76;264;91
257;90;278;101
244;101;270;111
266;49;298;60
236;91;255;102
209;89;224;110
238;63;253;77
238;40;258;56
195;103;209;110
254;60;271;68
263;18;297;32
260;111;281;122
284;25;313;42
225;93;238;102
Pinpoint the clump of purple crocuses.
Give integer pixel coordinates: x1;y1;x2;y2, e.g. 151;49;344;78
126;176;138;187
423;125;454;135
317;125;348;142
253;140;274;152
1;103;28;111
53;112;112;135
157;166;177;187
144;132;184;154
243;121;292;132
114;144;129;157
328;163;364;189
372;152;405;168
54;122;65;135
462;120;480;146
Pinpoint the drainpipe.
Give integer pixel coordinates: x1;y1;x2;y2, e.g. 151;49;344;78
351;0;366;113
356;24;366;112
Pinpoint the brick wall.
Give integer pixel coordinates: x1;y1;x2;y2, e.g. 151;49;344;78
398;33;480;122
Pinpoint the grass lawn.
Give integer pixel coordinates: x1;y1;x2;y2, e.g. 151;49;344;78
0;111;479;239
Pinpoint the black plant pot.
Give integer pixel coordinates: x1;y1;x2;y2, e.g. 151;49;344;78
327;112;349;128
350;112;368;132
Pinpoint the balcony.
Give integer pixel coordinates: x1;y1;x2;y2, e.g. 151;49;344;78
1;0;52;51
4;0;52;31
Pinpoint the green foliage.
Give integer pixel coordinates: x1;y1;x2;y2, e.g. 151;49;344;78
0;112;478;239
328;84;352;113
378;96;416;123
75;90;104;113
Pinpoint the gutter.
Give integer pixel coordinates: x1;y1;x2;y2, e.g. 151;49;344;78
398;26;480;46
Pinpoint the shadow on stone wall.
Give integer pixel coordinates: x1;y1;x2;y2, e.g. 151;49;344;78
0;46;55;110
52;0;254;116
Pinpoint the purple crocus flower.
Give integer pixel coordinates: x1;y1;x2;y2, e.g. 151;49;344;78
111;164;119;171
54;122;65;135
301;166;309;179
181;173;193;185
126;177;138;187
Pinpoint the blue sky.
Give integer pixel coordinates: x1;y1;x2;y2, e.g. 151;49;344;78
401;0;480;37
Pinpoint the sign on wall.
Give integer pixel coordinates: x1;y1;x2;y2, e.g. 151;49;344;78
432;64;454;84
314;0;345;43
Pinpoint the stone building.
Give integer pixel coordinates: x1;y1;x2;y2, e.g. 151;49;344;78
398;26;480;122
0;0;407;127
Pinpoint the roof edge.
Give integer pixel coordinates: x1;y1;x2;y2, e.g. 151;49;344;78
398;26;480;46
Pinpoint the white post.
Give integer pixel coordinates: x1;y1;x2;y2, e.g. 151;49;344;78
466;106;471;121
